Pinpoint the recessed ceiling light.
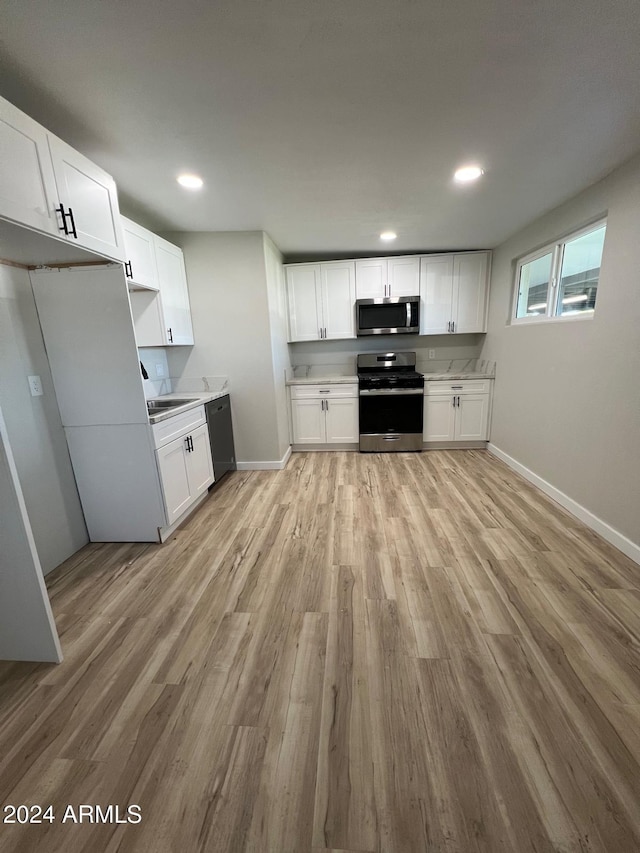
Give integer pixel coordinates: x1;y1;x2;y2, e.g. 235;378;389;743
177;173;204;190
380;231;397;241
454;165;484;183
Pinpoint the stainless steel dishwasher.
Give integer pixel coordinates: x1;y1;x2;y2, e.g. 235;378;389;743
205;395;237;484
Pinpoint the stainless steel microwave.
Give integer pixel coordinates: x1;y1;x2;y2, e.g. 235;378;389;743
355;296;420;336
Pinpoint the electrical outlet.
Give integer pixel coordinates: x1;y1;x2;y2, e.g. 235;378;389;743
428;349;436;359
28;375;43;396
155;363;165;377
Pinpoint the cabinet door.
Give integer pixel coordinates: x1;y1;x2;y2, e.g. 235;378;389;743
48;134;125;261
128;289;166;347
156;435;192;525
321;261;356;340
355;259;386;299
155;236;194;345
388;256;420;297
0;97;59;237
186;423;214;496
453;252;489;333
420;256;454;334
286;265;322;341
291;399;325;443
122;216;159;291
325;398;358;443
423;395;456;441
454;394;489;441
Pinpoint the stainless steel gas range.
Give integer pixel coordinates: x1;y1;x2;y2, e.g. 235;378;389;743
357;352;425;452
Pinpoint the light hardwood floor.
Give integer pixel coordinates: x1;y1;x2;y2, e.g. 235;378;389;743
0;450;639;852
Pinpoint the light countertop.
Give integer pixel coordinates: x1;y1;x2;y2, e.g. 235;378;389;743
286;375;358;385
421;372;495;381
147;391;229;424
286;372;494;385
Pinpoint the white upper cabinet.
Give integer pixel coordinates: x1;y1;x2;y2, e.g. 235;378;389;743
126;220;194;347
155;235;194;345
354;259;386;298
420;255;455;335
355;256;420;299
420;252;489;334
286;264;323;341
0;98;59;238
286;261;355;342
453;253;490;333
121;216;159;291
320;262;356;339
48;134;124;261
387;256;421;297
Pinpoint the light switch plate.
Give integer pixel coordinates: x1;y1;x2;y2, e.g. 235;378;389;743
28;375;43;396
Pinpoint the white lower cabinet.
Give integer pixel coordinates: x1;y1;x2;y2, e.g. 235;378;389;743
423;379;492;442
153;407;214;526
290;384;359;444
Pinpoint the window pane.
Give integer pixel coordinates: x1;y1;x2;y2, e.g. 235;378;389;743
516;253;552;318
556;224;606;315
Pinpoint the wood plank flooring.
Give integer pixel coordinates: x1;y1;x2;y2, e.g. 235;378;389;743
0;449;639;852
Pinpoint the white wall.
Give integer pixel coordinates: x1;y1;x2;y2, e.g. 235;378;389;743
290;333;486;376
263;234;293;459
481;151;640;552
0;263;87;574
164;231;288;465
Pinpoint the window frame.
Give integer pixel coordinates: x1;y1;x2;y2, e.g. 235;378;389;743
511;217;607;325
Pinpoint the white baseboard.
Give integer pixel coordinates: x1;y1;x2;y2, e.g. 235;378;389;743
236;445;292;471
487;443;640;566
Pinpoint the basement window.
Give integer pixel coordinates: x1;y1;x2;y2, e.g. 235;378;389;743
512;219;607;323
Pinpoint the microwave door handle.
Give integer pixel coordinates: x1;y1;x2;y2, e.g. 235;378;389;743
406;301;411;326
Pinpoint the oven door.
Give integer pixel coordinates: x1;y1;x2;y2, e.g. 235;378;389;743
359;388;423;452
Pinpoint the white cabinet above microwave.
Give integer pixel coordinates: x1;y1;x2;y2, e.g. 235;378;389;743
355;256;420;299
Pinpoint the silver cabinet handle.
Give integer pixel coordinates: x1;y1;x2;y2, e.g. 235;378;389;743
451;385;463;389
318;390;330;394
447;321;451;332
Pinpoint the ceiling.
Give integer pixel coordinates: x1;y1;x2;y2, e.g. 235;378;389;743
1;0;640;258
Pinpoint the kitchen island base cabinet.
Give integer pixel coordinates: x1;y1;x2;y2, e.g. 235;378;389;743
290;384;358;445
423;379;492;444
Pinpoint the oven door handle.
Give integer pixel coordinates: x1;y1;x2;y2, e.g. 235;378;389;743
359;388;424;396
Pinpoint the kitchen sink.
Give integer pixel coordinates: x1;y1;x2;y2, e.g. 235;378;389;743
146;397;198;412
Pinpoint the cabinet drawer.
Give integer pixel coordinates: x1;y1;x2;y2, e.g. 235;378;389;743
152;405;206;448
424;379;491;396
290;383;358;399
